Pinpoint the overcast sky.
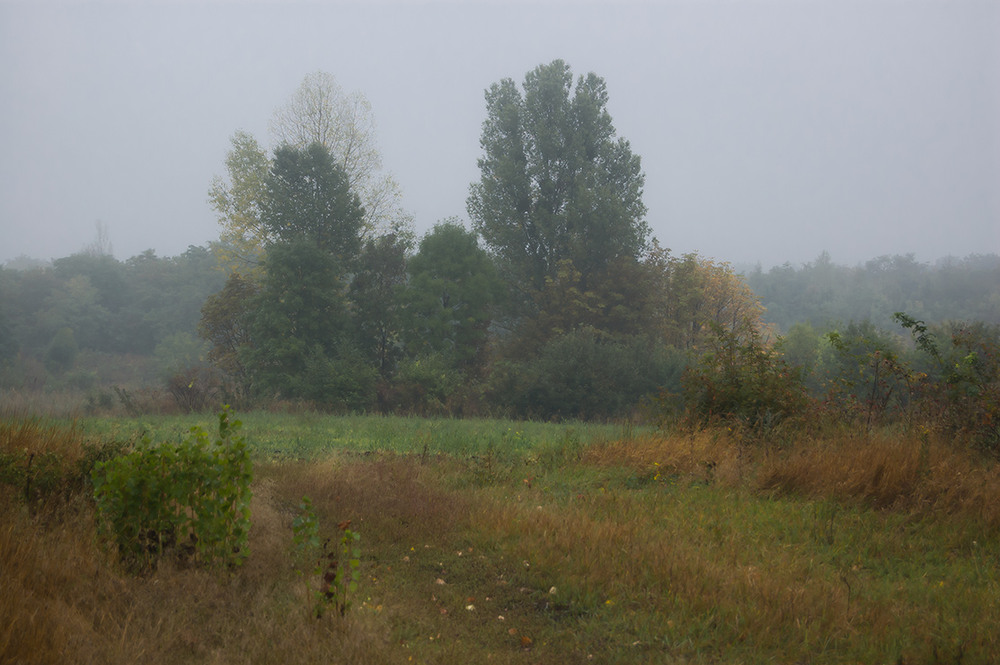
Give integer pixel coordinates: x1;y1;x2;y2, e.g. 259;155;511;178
1;0;997;269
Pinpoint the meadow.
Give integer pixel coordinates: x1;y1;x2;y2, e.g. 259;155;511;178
3;411;1000;664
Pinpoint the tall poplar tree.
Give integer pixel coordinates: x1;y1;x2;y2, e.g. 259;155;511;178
467;60;649;297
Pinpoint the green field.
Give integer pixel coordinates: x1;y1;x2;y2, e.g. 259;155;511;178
4;412;999;664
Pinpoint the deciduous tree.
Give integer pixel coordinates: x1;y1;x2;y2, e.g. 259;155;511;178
210;72;409;274
350;232;411;378
242;239;351;401
645;246;766;350
261;143;364;262
208;131;271;275
198;272;259;398
402;221;502;373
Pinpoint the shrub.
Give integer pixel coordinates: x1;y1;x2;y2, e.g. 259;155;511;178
387;353;464;416
166;365;222;413
943;323;1000;451
896;314;1000;451
824;321;913;429
91;408;252;572
680;321;811;436
490;329;686;421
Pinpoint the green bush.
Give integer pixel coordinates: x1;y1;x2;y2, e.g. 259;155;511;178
92;408;252;572
388;353;464;416
680;322;810;436
941;323;1000;451
824;321;912;429
490;329;686;421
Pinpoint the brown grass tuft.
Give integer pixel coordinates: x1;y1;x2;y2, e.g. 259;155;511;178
264;454;473;549
0;489;116;664
1;418;82;457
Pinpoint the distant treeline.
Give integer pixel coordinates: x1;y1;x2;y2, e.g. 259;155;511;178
0;247;224;390
3;241;998;422
744;251;1000;333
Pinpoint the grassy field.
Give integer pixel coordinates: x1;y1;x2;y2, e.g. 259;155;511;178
3;412;1000;664
69;412;635;460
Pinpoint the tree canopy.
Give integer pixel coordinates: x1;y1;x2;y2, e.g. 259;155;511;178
208;131;271;274
402;221;503;373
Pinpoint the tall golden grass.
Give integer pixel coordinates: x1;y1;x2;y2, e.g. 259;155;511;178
586;427;1000;527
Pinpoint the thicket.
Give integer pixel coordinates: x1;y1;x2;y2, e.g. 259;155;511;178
672;310;1000;453
679;321;810;436
4;235;997;429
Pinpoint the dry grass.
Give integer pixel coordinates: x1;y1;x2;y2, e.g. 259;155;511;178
0;389;88;419
583;428;753;485
262;454;472;548
0;416;87;465
756;431;1000;525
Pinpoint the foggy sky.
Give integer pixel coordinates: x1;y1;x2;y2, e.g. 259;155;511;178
1;0;997;269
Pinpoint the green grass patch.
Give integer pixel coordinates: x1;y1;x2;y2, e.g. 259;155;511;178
70;412;633;461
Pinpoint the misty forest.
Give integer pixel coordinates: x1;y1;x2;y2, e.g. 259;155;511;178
4;63;1000;664
4;64;998;426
